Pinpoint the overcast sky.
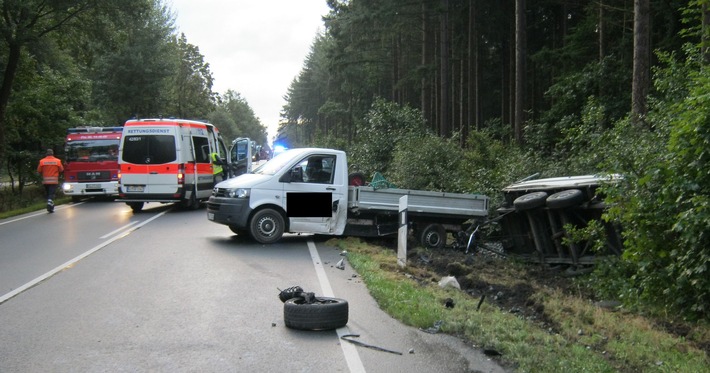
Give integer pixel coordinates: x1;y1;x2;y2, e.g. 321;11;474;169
169;0;330;141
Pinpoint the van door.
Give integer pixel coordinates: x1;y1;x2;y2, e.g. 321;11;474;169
230;137;253;176
120;132;179;196
281;154;345;235
187;135;214;200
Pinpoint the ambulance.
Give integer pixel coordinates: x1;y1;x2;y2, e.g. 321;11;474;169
117;118;230;212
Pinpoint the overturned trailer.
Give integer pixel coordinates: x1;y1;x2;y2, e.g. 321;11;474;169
496;174;624;265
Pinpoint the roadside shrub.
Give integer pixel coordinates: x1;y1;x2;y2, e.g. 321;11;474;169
349;98;428;178
390;134;464;192
600;49;710;320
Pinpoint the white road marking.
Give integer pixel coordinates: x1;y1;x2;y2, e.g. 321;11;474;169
100;221;139;239
308;240;366;373
0;209;169;305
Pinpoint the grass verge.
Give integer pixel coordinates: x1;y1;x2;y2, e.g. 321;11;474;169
330;237;709;373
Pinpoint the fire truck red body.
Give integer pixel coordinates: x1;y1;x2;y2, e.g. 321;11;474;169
62;127;123;201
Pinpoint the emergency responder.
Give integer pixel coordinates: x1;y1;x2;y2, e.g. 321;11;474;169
211;152;224;184
37;148;64;213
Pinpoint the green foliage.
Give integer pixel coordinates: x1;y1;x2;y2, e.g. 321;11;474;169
169;33;216;119
349;98;428;177
390;134;465;192
600;47;710;320
212;90;267;145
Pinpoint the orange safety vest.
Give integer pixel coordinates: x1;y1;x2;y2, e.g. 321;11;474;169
37;155;64;185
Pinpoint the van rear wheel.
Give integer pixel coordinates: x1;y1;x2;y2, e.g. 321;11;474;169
127;202;144;213
249;208;284;244
181;190;200;210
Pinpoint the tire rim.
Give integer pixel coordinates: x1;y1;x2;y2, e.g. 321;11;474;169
258;216;276;236
424;231;442;247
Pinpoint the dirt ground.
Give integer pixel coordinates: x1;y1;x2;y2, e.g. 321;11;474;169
404;241;568;332
385;238;710;356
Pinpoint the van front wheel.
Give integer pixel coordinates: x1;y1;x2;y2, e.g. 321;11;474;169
249;208;285;244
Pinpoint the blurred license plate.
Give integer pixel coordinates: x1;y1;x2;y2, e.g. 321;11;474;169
207;213;214;220
126;185;145;192
87;184;100;189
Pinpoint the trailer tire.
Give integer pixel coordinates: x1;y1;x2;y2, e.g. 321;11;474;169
420;223;447;249
284;297;349;330
249;208;285;244
348;172;366;186
513;191;548;211
127;202;144;213
546;189;585;209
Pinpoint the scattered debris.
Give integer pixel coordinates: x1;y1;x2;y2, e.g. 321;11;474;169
437;275;461;289
444;298;455;308
340;250;348;256
341;334;402;355
421;320;443;334
483;349;502;357
408;348;415;354
476;294;486;311
336;258;345;270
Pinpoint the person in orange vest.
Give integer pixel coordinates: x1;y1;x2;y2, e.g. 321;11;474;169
37;149;64;213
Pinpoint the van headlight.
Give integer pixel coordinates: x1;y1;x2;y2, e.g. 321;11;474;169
227;188;250;198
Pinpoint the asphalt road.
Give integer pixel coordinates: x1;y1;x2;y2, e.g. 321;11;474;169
0;200;507;372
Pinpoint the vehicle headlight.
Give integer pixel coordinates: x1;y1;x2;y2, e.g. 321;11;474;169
62;183;73;192
227;188;250;198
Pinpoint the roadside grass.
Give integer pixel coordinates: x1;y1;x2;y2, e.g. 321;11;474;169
331;237;710;373
0;184;70;219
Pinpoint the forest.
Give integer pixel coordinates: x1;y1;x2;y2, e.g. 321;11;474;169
0;0;268;193
0;0;707;319
279;0;709;320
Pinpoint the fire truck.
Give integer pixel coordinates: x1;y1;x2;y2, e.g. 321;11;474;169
62;126;123;201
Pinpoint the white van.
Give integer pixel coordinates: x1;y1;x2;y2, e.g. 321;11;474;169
118;118;230;212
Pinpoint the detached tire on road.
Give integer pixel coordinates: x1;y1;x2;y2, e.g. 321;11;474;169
513;191;548;211
284;297;349;330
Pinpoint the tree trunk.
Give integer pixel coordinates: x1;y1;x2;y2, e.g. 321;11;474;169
703;2;710;64
439;0;451;137
421;1;433;131
632;0;650;128
514;0;526;144
0;42;23;163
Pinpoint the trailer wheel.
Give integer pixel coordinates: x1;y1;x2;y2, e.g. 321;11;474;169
348;172;366;186
249;208;285;244
420;223;447;249
127;202;143;213
284;297;349;330
546;189;585;209
513;191;548;211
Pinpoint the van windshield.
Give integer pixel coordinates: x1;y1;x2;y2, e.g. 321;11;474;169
122;135;176;164
253;150;300;175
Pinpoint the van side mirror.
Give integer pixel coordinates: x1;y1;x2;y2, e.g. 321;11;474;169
280;167;303;183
